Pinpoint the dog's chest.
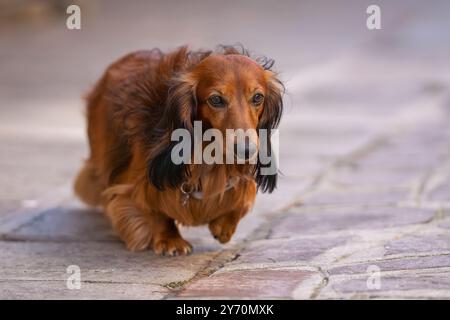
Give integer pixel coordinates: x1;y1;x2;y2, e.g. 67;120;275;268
161;181;256;226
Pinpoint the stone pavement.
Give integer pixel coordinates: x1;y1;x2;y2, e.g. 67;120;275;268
1;0;450;299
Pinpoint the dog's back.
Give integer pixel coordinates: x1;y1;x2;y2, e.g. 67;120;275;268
75;50;168;205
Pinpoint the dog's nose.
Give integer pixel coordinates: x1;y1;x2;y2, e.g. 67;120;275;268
235;139;258;161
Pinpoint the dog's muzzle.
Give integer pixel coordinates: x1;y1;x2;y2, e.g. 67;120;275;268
235;139;258;161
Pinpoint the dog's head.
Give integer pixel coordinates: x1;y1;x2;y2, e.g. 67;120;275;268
149;47;284;192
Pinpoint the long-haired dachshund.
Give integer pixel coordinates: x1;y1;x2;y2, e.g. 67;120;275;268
74;45;283;255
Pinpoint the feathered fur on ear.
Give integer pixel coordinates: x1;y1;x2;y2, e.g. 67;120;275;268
255;72;284;193
147;75;197;190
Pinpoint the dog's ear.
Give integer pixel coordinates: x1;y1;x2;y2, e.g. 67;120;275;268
164;75;197;133
147;75;197;190
255;72;284;193
260;72;283;131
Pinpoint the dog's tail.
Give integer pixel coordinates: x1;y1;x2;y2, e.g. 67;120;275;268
74;160;104;206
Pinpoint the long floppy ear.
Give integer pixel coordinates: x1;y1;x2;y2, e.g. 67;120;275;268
147;76;197;190
255;72;284;193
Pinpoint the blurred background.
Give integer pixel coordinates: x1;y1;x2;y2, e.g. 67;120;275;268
0;0;449;214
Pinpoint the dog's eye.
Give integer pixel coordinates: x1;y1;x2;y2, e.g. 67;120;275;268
208;95;226;108
252;93;264;106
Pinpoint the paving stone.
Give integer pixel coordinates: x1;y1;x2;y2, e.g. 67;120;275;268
356;153;441;172
281;125;371;159
302;188;409;207
278;155;329;179
0;280;168;300
252;177;312;217
329;255;450;275
230;236;349;265
378;130;448;151
401;127;450;146
385;234;450;256
429;180;450;202
0;137;85;216
0;241;216;286
270;207;435;237
328;167;421;188
1;205;118;242
179;269;315;298
439;216;450;229
330;272;450;294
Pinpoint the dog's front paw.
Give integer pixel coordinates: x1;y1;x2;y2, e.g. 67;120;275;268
209;216;237;244
152;236;193;256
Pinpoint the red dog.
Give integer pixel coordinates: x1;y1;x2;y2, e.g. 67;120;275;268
74;46;283;255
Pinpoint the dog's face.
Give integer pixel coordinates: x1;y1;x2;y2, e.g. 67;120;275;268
194;55;267;161
153;52;283;192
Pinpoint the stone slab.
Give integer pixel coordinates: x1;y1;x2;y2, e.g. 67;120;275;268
270;207;435;237
329;255;450;275
0;241;216;286
179;269;315;298
229;236;349;265
0;280;168;300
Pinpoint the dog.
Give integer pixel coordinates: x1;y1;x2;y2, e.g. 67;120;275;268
74;45;284;255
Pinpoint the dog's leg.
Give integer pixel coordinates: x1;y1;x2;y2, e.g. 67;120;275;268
208;208;247;244
74;160;104;206
104;188;153;251
104;186;192;255
150;213;193;256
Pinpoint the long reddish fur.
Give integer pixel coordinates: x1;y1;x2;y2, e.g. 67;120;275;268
74;46;283;255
